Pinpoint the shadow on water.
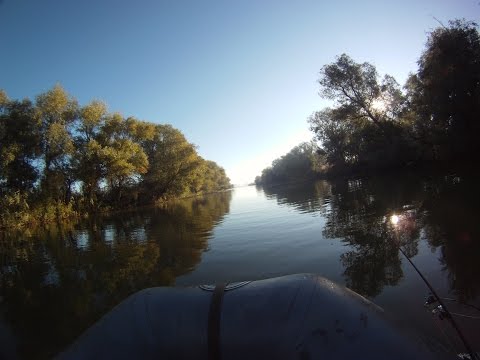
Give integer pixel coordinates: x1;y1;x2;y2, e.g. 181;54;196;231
262;174;480;301
0;191;232;359
419;177;480;302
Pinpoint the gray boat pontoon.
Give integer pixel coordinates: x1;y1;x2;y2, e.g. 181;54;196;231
58;274;445;359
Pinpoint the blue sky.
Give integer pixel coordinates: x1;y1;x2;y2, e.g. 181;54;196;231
1;0;478;184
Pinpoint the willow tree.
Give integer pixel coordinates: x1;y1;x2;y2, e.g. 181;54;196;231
309;54;411;171
73;100;108;209
256;142;324;185
141;124;201;201
407;19;480;161
197;160;231;193
36;85;78;203
319;55;404;125
0;92;41;194
1;85;233;226
99;114;150;205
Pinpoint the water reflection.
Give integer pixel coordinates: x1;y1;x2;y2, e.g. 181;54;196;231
0;191;232;359
324;176;423;297
262;174;480;301
2;175;480;359
261;181;331;214
419;177;480;301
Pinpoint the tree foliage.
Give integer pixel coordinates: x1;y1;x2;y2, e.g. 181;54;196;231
407;19;480;160
318;54;406;127
0;97;40;193
36;85;78;203
142;124;201;201
255;142;325;185
0;87;231;228
256;19;479;183
309;54;414;173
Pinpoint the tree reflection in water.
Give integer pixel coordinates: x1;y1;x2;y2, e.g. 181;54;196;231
263;174;480;302
0;191;232;359
2;174;480;359
420;177;480;302
320;176;421;297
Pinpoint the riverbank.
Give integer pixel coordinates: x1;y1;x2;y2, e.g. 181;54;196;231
0;188;234;232
256;159;480;188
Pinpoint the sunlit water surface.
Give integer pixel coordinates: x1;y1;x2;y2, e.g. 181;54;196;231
1;174;480;359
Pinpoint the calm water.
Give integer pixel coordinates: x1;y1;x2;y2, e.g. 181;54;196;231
1;173;480;359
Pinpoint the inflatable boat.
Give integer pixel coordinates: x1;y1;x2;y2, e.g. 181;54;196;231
58;274;439;359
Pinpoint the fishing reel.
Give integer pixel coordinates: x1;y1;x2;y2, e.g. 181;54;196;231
424;294;449;320
424;293;480;359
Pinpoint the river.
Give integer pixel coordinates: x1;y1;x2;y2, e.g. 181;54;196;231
1;173;479;358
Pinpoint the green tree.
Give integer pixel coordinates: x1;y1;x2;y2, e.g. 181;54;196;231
99;113;149;205
198;160;231;193
407;19;480;161
255;142;324;185
318;54;405;127
73;101;108;209
309;54;413;172
36;85;78;203
0;94;41;193
308;109;357;168
1;85;232;228
141;124;201;201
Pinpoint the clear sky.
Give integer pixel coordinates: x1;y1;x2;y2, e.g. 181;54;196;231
0;0;478;184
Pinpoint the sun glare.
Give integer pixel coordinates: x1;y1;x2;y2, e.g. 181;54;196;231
390;214;399;225
371;98;387;112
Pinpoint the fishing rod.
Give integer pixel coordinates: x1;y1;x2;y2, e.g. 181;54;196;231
390;214;479;360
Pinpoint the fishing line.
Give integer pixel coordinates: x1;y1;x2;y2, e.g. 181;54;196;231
431;311;460;355
390;215;479;360
451;312;480;320
397;246;478;360
442;298;480;314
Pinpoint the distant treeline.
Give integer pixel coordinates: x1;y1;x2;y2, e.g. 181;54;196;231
0;86;231;229
256;19;480;185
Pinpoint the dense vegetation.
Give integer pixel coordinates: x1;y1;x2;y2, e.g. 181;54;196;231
254;141;326;185
0;87;231;229
256;20;480;185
